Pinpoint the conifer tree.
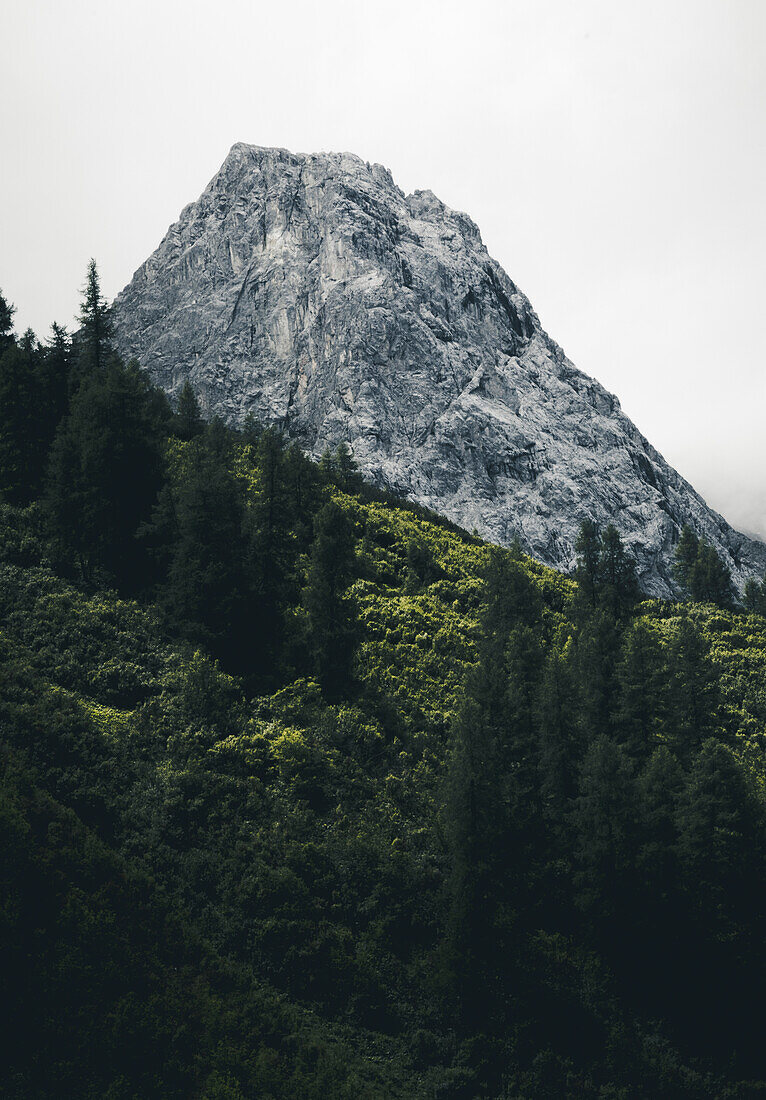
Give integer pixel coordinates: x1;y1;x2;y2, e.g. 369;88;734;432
45;358;168;585
673;525;699;595
74;259;114;381
246;427;294;681
574;518;602;608
743;574;766;615
636;745;683;901
162;438;247;653
0;289;14;352
304;500;358;701
0;334;41;502
599;523;639;617
172;380;204;440
537;638;580;829
615;620;666;759
571;734;637;939
575;609;621;739
676;738;760;933
690;540;734;607
665;615;719;760
444;695;506;1023
40;323;72;440
284;441;322;548
334;442;359;492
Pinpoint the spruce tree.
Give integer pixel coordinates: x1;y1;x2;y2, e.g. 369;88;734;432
537;638;580;830
571;734;637;940
161;431;249;659
690;540;734;607
172;380;204;440
0;289;15;353
614;619;666;759
246;427;294;682
599;523;639;617
304;500;358;701
45;358;168;585
444;695;506;1025
0;336;41;502
574;518;602;608
665;615;718;760
73;259;114;381
673;525;699;595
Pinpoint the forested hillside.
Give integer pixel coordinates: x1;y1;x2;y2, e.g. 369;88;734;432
2;269;766;1098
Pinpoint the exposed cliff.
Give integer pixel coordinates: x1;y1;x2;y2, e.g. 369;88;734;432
112;143;766;594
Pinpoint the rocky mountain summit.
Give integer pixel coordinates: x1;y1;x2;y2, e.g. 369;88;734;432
111;143;766;595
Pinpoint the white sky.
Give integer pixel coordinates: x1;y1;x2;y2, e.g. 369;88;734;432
3;0;766;537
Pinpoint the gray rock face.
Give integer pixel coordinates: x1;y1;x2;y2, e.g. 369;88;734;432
112;143;766;595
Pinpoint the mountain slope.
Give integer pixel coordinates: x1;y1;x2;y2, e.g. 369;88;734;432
111;143;766;595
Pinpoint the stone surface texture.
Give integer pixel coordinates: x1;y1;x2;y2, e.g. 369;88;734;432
112;143;766;595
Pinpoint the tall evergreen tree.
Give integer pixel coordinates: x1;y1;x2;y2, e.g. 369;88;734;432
599;523;639;617
571;734;637;942
689;540;734;607
614;620;666;759
665;615;719;760
45;358;169;586
537;637;580;831
0;334;41;503
73;259;114;382
574;518;602;608
172;380;204;440
246;427;295;683
161;430;249;659
743;573;766;615
673;525;699;595
0;289;15;353
304;500;358;701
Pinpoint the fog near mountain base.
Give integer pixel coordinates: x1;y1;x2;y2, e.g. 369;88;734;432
2;0;765;539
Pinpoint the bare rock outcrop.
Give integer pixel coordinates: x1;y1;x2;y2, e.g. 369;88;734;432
112;144;766;595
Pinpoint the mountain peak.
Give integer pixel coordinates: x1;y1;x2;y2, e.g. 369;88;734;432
111;146;766;595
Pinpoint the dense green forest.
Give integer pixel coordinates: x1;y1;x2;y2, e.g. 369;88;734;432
2;266;766;1097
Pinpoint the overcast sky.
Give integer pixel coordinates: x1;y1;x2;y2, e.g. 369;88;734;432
3;0;765;537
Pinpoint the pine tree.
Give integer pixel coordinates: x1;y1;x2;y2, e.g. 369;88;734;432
743;578;763;614
0;289;15;353
676;738;761;936
73;259;114;381
665;615;718;760
674;738;766;1067
537;637;580;830
172;380;204;440
690;540;734;607
636;745;683;895
284;441;322;548
599;524;639;617
334;443;359;492
571;734;637;939
245;427;295;682
160;428;249;660
304;500;358;701
0;334;41;502
45;358;168;585
575;609;621;739
574;518;602;608
614;619;666;759
39;323;72;444
673;525;699;595
444;695;506;1025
